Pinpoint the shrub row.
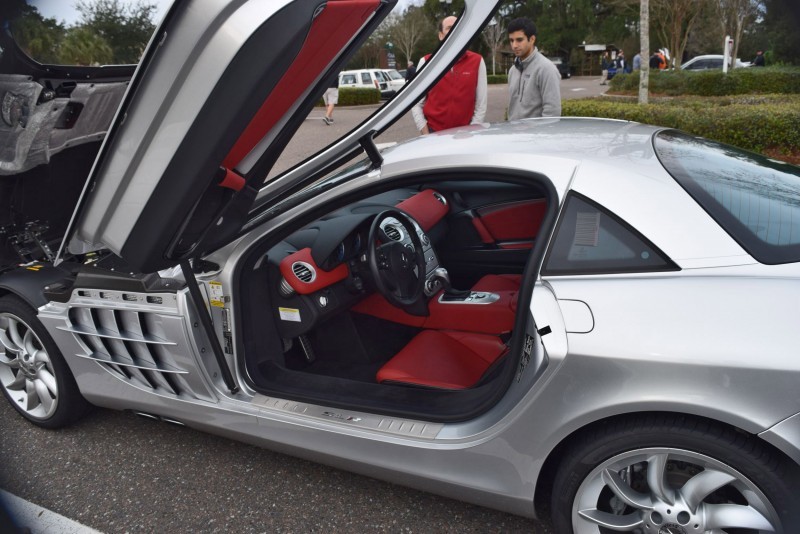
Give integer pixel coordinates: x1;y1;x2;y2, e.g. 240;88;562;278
488;74;509;84
562;95;800;153
339;87;381;105
610;67;800;96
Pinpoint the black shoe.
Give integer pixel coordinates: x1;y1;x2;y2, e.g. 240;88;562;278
323;117;333;125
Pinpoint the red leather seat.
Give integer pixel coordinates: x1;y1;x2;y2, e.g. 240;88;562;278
376;330;508;389
471;274;522;293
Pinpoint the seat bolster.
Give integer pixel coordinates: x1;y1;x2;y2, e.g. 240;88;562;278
376;330;507;389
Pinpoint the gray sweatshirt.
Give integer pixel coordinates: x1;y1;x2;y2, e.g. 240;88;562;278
508;48;562;120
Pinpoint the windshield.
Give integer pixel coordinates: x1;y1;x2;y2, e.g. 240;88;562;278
655;130;800;265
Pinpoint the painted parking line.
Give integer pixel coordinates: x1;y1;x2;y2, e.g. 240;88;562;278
0;489;103;534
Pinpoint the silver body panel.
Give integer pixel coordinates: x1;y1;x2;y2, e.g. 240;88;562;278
34;119;800;518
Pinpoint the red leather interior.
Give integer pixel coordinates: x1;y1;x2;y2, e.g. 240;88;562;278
352;288;517;334
471;274;523;293
223;0;380;170
396;189;449;232
475;199;547;244
376;330;507;389
279;248;349;295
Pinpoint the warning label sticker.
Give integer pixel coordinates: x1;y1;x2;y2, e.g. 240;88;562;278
279;307;302;322
209;281;225;308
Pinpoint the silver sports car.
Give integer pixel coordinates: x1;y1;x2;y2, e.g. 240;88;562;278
1;1;799;532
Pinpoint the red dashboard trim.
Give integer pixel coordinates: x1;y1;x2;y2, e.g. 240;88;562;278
279;248;349;295
396;189;449;232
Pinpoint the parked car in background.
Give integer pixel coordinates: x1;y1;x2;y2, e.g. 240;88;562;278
339;69;392;99
547;56;571;79
681;54;751;70
2;1;800;533
382;69;406;95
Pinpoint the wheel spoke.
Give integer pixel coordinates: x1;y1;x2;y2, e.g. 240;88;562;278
601;468;652;510
38;368;58;395
23;329;39;359
34;379;54;414
33;348;51;366
7;371;26;390
0;356;21;369
25;378;39;410
7;318;26;350
646;453;674;505
704;503;775;531
679;468;737;513
577;508;644;530
0;325;22;353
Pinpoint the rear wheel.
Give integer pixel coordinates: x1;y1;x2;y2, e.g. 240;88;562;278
0;295;89;428
551;415;800;533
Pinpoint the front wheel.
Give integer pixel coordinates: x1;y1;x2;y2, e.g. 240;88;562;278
551;415;800;533
0;294;89;428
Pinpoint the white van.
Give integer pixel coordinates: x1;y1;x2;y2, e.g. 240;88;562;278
339;69;392;98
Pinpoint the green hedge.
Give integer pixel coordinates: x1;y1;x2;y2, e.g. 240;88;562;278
487;74;508;84
562;95;800;153
610;67;800;96
339;87;381;105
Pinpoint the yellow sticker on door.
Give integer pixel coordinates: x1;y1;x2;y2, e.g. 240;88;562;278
209;281;225;308
279;307;302;322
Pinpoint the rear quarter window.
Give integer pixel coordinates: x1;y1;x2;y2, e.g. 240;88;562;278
655;130;800;264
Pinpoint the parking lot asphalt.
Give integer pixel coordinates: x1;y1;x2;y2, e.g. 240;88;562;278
0;78;607;534
0;405;552;532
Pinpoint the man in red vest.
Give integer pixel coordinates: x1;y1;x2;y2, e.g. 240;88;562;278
411;16;487;135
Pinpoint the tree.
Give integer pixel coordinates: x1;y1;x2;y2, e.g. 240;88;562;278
59;26;114;65
75;0;156;64
650;0;711;68
390;6;430;66
715;0;764;67
639;0;649;105
481;17;505;75
9;6;66;64
759;0;800;64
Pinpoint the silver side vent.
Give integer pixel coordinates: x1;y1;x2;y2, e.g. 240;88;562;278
433;192;447;206
292;262;316;283
279;277;295;297
58;305;206;401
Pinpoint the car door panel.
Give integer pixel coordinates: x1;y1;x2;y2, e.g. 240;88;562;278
428;181;546;287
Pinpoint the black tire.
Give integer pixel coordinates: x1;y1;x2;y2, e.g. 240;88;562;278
0;294;89;428
551;414;800;533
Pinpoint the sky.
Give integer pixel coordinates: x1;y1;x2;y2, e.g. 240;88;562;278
30;0;419;26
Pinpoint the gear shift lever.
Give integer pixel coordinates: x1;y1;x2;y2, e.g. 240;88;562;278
432;268;471;300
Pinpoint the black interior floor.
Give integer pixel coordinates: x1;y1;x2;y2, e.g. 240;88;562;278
283;310;420;383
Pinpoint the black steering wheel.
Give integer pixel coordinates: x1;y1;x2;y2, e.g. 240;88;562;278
367;210;427;311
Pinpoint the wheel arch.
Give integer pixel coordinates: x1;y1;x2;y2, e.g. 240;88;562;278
0;264;73;309
532;410;800;519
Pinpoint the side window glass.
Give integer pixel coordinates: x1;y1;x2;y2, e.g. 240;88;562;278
543;194;678;275
361;73;371;84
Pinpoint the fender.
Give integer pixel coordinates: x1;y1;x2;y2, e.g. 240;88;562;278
0;263;74;308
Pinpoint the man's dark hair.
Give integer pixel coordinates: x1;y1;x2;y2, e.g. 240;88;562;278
508;17;537;38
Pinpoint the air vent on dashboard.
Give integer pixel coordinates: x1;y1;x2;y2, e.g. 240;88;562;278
432;192;447;206
292;262;316;283
384;225;402;241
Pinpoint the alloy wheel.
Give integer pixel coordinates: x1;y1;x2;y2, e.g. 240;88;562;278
572;447;781;533
0;312;59;420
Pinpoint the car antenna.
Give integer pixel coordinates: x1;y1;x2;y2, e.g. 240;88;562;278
359;130;383;168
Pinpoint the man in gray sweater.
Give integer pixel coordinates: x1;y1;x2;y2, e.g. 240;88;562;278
507;18;561;120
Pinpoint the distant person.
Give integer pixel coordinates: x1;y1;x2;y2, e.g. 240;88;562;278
405;61;416;81
632;52;642;71
649;51;666;70
411;16;487;134
753;50;765;66
507;17;561;119
322;74;338;125
616;50;626;73
600;51;611;85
